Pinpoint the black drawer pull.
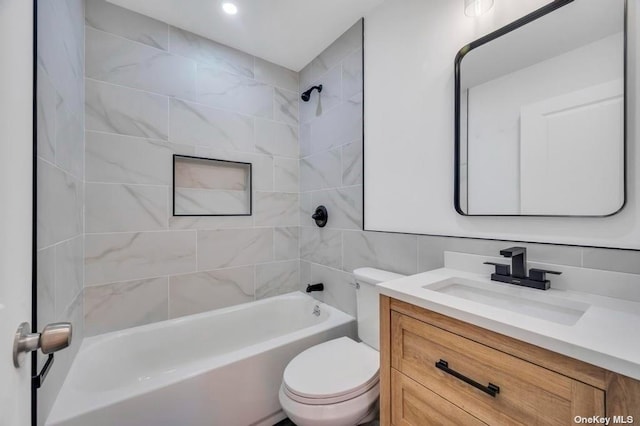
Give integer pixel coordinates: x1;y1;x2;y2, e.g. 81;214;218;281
435;359;500;397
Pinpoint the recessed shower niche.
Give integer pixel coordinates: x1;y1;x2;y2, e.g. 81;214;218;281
172;155;252;216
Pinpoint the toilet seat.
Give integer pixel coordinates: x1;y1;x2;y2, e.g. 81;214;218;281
284;374;379;405
282;337;379;405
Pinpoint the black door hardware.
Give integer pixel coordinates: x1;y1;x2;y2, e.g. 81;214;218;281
435;359;500;397
32;354;54;389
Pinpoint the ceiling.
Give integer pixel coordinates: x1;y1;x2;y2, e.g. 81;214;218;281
106;0;385;71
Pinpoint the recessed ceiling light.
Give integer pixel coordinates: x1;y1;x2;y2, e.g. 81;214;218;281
464;0;494;17
222;2;238;15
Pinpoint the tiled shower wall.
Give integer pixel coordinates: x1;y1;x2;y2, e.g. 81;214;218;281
298;21;366;316
298;19;640;317
83;0;300;335
36;0;85;422
80;2;640;338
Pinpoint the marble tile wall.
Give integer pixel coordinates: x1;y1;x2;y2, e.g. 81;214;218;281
80;1;640;342
83;0;300;336
36;0;85;423
298;21;366;317
299;19;640;319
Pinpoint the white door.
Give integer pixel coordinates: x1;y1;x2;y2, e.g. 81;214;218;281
0;0;35;425
520;79;624;216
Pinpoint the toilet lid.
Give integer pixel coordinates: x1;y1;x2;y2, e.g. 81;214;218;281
283;337;379;401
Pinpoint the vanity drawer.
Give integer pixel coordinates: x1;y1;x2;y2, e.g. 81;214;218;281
391;311;605;425
391;369;487;426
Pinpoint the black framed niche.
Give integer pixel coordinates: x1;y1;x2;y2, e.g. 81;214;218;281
454;0;627;217
172;155;252;217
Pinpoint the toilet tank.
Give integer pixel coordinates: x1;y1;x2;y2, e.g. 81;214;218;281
354;268;406;351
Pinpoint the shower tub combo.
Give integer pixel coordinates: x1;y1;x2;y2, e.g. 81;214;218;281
46;292;355;426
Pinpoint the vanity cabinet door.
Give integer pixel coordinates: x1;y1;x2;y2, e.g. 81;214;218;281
391;369;487;426
391;312;605;425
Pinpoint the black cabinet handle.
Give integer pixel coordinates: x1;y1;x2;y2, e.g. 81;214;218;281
435;359;500;397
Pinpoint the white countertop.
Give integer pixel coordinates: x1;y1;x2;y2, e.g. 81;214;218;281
378;253;640;381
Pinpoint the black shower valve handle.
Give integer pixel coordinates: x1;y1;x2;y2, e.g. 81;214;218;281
311;205;328;228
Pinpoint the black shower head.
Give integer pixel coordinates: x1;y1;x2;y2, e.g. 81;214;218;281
301;84;323;102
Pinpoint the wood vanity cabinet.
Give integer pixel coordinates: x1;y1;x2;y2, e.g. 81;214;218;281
380;296;640;426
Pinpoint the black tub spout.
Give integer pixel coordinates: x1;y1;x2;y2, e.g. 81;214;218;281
306;283;324;293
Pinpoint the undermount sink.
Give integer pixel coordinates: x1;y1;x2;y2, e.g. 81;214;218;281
424;278;590;326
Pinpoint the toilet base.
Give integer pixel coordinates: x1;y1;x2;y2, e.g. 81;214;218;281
279;383;379;426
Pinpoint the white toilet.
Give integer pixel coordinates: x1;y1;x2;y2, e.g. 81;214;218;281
279;268;405;426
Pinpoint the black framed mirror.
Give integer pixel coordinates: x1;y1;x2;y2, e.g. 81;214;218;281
455;0;626;217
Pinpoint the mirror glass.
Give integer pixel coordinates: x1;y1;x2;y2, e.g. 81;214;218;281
457;0;625;216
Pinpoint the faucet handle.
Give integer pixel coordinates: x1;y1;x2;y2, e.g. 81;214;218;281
484;262;511;277
529;268;562;282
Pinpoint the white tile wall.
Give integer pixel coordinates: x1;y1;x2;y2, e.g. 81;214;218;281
254;192;299;226
36;159;83;249
169;99;254;151
85;27;197;99
85;132;194;185
84;277;169;335
85;0;169;50
274;227;299;261
36;0;85;423
83;0;301;336
274;157;300;193
254;58;299;92
85;79;169;139
196;228;273;270
256;260;300;299
169;27;254;77
85;231;197;285
169;267;255;318
197;67;274;118
85;183;168;232
255;119;299;158
79;4;640;345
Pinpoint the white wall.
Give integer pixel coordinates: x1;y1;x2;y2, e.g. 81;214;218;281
364;0;640;249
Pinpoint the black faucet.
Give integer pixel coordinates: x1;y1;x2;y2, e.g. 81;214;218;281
499;247;527;278
484;247;561;290
306;283;324;293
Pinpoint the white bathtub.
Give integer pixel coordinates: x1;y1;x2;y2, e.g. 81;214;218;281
46;292;356;426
